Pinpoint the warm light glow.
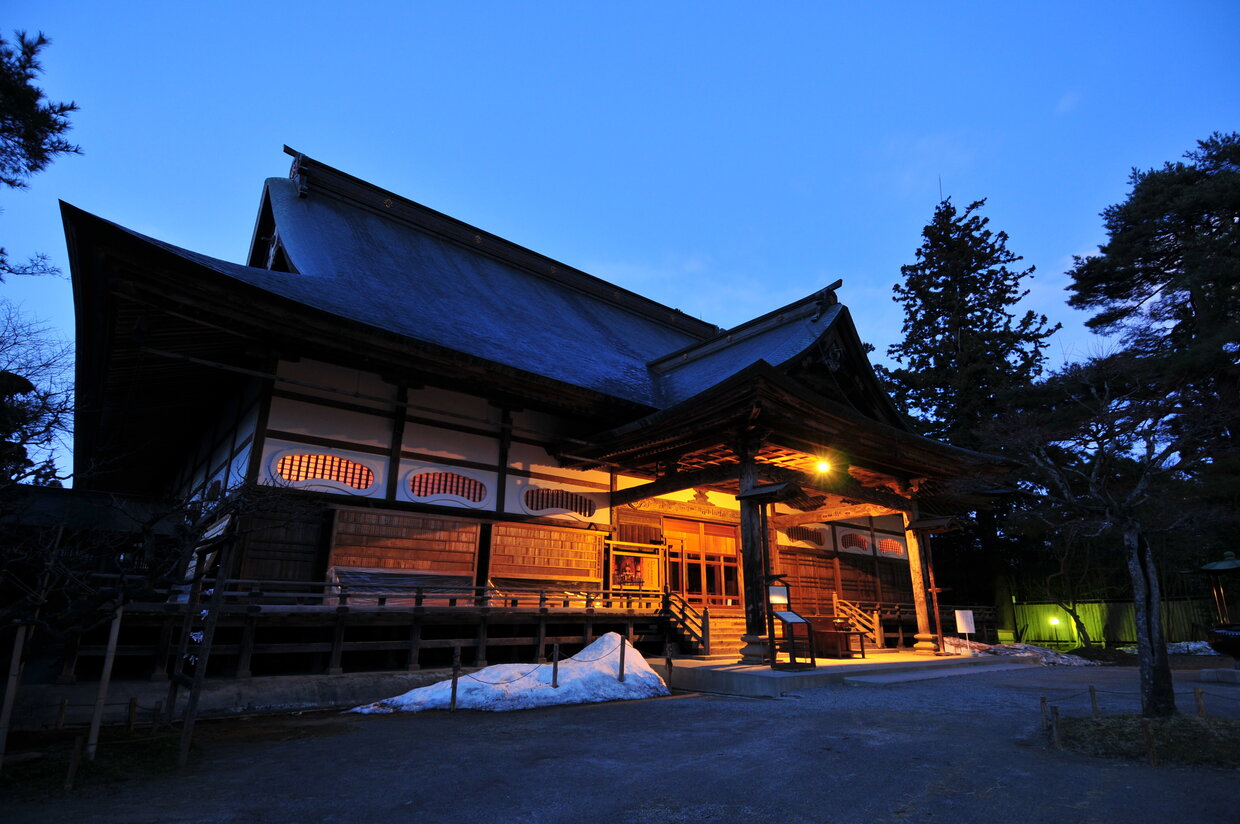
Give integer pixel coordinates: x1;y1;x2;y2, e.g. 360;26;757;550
816;460;831;473
1049;617;1060;625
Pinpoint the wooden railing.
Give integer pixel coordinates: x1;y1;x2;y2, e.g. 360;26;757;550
829;596;1000;647
832;593;882;645
662;592;711;655
100;574;668;613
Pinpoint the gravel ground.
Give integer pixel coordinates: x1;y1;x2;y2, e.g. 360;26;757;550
5;664;1238;824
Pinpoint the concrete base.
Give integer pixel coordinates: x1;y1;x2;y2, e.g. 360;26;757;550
737;634;769;665
652;652;1037;698
1198;668;1240;684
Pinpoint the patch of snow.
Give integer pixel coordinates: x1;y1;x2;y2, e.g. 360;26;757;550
981;643;1101;667
1117;641;1220;656
349;632;669;713
940;636;990;655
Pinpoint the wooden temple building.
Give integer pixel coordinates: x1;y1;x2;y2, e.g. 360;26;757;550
57;147;1011;678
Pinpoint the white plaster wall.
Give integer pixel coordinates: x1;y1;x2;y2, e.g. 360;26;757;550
507;442;611;487
268;396;392;450
403;422;498;464
408;386;500;429
276;359;397;410
509;407;563;441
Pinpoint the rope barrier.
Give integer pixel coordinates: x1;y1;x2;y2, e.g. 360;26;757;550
458;637;634;684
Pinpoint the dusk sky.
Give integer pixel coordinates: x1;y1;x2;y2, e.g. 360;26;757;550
5;2;1238;377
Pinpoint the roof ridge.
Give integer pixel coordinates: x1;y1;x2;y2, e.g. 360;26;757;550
648;282;843;373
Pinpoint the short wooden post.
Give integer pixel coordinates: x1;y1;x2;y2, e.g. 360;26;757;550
583;617;593;646
1040;696;1049;730
474;617;488;668
64;735;84;790
552;643;560;689
1195;687;1206;718
1141;719;1158;765
0;624;30;773
1050;705;1061;749
127;697;138;735
149;617;173;682
617;635;626;683
406;615;422;672
1089;685;1099;718
702;608;711;656
56;697;69;730
235;612;258;678
450;646;461;712
57;632;81;684
87;606;124;761
327;607;347;675
664;637;674;675
535;615;547;663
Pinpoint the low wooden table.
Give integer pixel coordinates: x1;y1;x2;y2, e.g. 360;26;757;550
813;628;867;659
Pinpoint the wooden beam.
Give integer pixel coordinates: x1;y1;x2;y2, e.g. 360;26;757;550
771;503;900;528
609;464;740;507
761;465;912;512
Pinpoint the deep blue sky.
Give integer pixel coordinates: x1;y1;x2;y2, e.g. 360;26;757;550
6;2;1238;377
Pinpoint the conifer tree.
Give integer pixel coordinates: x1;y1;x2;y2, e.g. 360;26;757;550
884;198;1059;450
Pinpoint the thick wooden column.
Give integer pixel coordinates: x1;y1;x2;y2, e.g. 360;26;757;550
902;509;938;654
737;450;768;664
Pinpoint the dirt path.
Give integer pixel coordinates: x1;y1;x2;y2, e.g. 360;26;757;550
4;665;1238;823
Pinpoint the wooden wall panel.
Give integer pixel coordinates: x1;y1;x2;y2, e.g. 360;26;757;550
330;510;478;575
838;554;881;601
489;523;603;583
237;509;328;582
775;547;836;615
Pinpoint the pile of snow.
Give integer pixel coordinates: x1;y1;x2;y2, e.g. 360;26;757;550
983;642;1101;666
350;632;669;714
940;636;991;655
1117;641;1220;656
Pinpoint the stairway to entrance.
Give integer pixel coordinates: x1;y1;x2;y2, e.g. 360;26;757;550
703;612;747;659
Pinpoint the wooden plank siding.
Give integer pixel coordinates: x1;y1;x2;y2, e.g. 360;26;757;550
236;508;329;581
490;523;603;584
776;546;915;615
330;509;478;576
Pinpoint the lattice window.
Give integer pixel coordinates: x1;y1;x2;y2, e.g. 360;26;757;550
785;525;826;546
840;532;870;551
409;471;486;502
524;487;596;517
876;537;904;557
275;453;374;489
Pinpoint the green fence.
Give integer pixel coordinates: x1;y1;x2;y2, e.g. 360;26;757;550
1013;598;1225;647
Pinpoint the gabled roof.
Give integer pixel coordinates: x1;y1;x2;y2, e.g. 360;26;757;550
240;149;724;407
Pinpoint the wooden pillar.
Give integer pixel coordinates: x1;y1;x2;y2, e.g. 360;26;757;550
902;509;938;654
737;448;768;664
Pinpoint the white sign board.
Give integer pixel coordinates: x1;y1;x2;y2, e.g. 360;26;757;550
954;609;976;635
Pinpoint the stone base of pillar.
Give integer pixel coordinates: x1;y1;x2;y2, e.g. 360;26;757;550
739;634;769;664
913;632;939;655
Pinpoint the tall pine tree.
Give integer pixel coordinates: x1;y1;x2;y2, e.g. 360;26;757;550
885;198;1059;450
882;199;1058;604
